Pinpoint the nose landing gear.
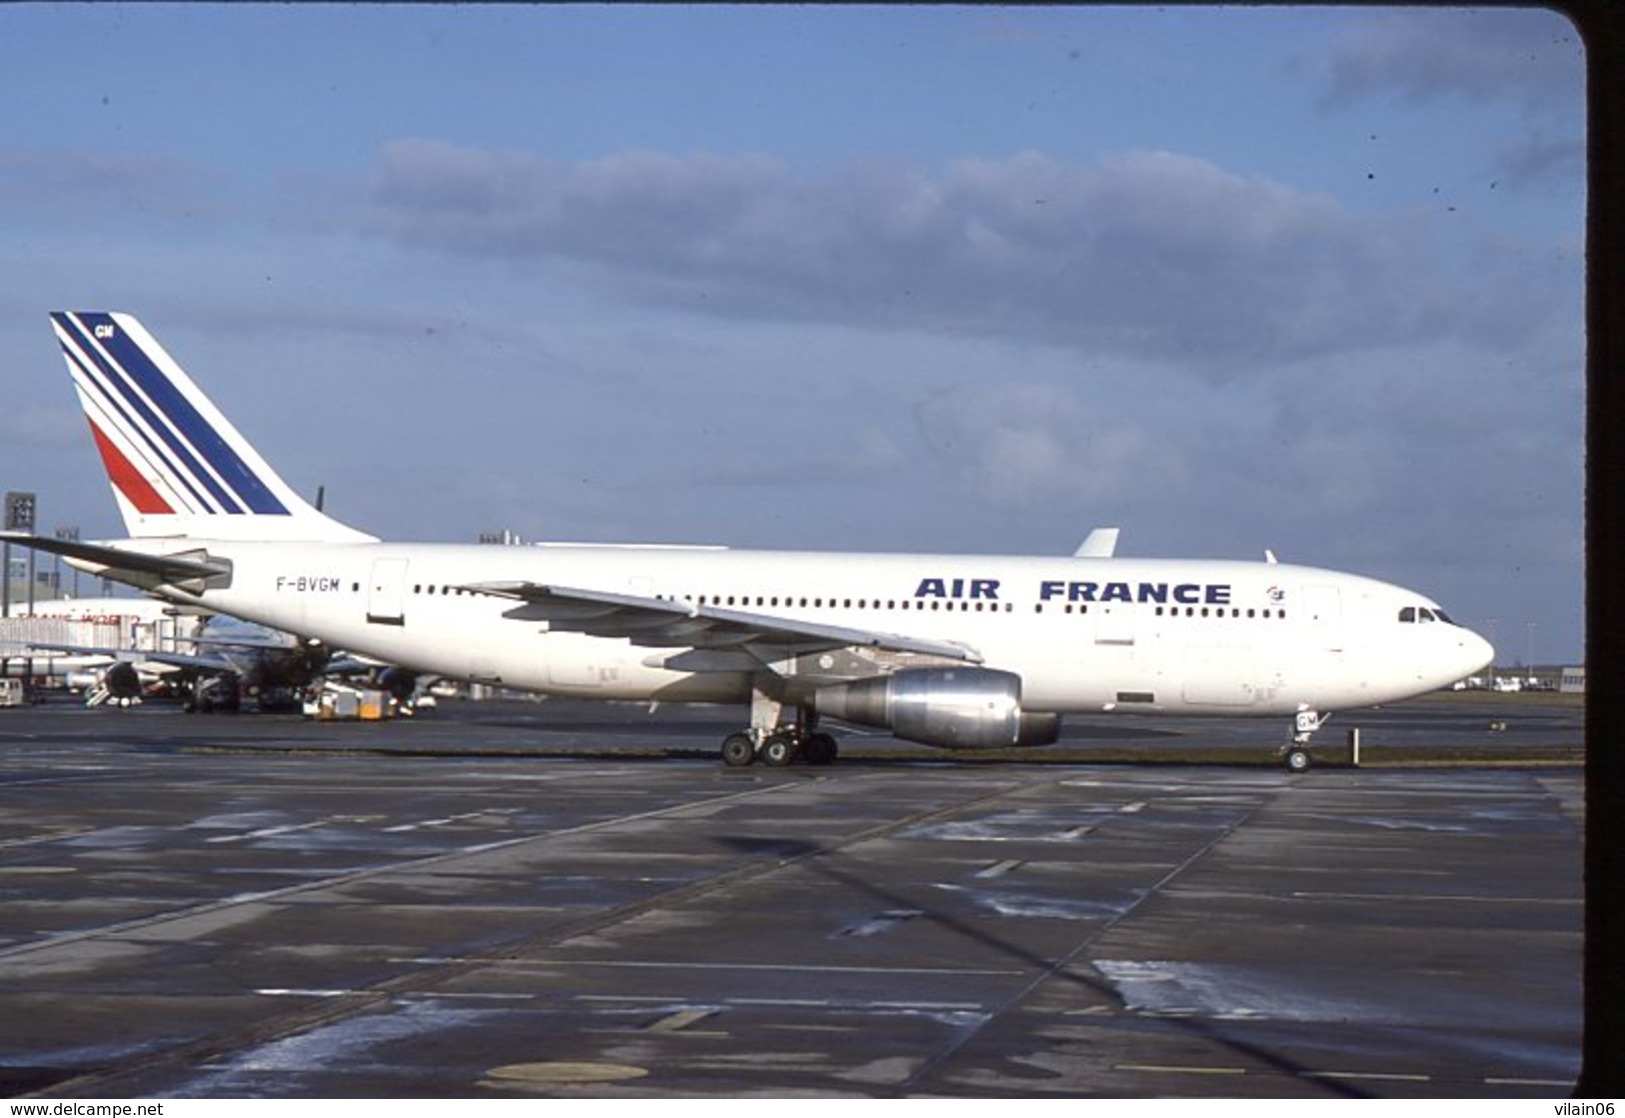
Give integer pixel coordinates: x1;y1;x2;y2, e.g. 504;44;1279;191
1279;707;1326;773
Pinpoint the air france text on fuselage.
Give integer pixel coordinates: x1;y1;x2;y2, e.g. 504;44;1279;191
913;577;1233;605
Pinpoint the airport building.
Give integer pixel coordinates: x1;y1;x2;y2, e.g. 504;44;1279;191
3;554;77;615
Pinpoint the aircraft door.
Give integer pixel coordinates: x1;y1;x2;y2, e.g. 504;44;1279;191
367;558;409;626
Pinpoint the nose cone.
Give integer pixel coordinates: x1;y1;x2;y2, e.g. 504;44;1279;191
1457;628;1495;680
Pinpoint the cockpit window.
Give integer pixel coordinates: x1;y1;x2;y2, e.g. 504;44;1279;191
1400;605;1458;625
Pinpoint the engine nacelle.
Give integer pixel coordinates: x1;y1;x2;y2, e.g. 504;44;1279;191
103;661;143;701
377;666;418;702
813;667;1060;749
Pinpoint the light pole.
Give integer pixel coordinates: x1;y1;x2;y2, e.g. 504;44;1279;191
3;491;37;618
54;526;79;599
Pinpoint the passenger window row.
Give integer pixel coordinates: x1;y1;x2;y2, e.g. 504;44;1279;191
409;583;1287;621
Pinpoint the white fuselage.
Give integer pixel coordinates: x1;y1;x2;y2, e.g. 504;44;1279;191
130;539;1492;719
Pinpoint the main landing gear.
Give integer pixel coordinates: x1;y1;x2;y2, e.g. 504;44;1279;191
721;727;840;768
720;681;840;768
1279;708;1326;773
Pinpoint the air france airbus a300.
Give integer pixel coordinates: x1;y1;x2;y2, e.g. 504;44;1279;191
3;312;1493;771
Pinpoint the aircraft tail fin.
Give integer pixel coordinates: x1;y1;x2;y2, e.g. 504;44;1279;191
50;312;377;543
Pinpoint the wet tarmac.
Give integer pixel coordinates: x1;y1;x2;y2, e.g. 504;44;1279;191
0;696;1585;1097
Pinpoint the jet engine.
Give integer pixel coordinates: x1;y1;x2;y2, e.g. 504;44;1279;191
813;667;1060;749
102;661;143;702
377;666;418;702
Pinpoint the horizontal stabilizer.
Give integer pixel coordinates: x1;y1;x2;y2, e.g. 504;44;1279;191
0;531;226;586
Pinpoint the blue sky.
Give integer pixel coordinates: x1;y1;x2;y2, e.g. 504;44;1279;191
0;4;1586;663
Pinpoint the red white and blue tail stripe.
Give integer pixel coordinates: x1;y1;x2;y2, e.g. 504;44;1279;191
51;312;376;543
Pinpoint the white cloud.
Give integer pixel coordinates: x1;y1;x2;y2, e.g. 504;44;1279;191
0;148;230;225
913;380;1180;507
354;142;1532;378
1320;8;1584;113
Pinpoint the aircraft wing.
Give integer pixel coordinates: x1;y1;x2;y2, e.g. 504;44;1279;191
113;650;222;675
466;581;982;664
0;640;116;666
3;639;227;675
191;633;295;652
320;652;390;676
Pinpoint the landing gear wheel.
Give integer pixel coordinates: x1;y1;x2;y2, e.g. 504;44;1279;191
721;733;756;768
803;732;839;766
1284;746;1312;774
762;734;798;767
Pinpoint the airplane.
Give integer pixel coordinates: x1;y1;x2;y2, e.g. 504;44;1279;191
170;616;418;713
0;311;1494;771
0;595;388;711
0;646;141;704
1;596;191;703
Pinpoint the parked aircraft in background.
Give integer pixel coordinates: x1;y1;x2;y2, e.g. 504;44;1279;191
139;614;336;712
0;595;385;711
0;647;143;705
1;596;190;704
1;312;1493;769
171;616;411;712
